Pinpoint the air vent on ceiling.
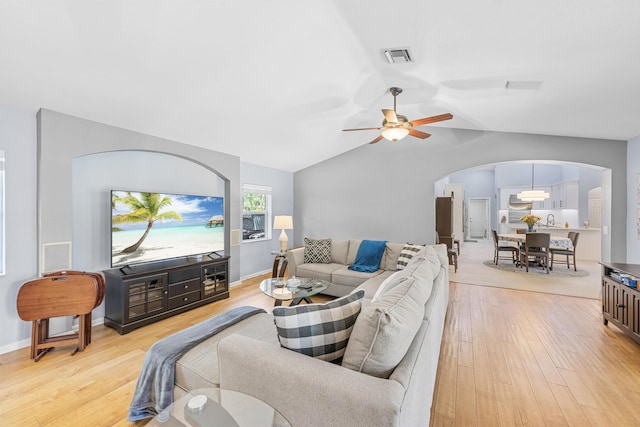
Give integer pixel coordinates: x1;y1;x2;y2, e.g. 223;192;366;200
505;80;543;90
382;48;414;64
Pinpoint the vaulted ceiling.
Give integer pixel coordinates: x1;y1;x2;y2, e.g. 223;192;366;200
1;1;639;172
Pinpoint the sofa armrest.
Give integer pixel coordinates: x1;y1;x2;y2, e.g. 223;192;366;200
218;334;405;427
286;247;305;277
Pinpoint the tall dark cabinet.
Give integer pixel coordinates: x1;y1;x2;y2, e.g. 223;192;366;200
436;196;454;249
103;255;229;334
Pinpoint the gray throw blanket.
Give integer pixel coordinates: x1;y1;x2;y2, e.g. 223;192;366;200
127;305;266;421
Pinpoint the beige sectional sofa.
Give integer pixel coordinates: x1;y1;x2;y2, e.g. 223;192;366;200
171;241;450;427
287;239;417;297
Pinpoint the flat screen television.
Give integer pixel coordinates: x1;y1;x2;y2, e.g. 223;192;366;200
110;190;225;268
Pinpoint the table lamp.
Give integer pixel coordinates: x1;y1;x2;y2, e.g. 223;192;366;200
273;215;293;253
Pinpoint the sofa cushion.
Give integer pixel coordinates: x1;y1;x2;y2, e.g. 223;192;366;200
296;263;344;283
341;259;432;378
396;244;426;270
384;243;405;270
331;239;349;265
331;265;383;288
273;290;365;363
304;237;332;264
175;312;278;391
346;239;362;265
352;270;394;301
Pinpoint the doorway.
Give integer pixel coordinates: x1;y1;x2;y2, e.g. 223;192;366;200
468;198;489;239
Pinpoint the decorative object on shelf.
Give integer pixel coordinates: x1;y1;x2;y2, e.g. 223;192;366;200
565;222;569;229
500;216;507;224
520;214;542;232
517;164;550;201
273;215;293;253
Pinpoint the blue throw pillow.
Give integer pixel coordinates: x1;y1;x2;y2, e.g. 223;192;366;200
348;240;388;273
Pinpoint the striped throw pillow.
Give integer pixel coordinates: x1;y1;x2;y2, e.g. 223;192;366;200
396;244;425;270
273;290;364;363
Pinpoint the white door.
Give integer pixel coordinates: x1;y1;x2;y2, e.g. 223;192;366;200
468;198;489;239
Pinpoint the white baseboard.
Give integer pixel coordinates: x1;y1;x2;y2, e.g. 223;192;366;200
239;269;270;282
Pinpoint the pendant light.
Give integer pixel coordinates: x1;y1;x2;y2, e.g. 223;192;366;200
517;164;550;202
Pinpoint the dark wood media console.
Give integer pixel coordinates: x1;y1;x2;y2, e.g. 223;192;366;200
601;261;640;345
103;255;230;334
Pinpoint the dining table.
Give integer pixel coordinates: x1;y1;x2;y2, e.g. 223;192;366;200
498;233;573;250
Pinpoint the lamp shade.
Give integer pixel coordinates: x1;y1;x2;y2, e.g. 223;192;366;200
273;215;293;230
381;127;410;142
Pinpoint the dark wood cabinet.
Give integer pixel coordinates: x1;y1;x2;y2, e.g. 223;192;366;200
601;262;640;344
104;256;229;334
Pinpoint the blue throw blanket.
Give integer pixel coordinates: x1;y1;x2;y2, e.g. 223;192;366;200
127;305;266;421
348;239;388;273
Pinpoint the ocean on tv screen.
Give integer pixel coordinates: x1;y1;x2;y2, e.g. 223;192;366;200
111;190;224;267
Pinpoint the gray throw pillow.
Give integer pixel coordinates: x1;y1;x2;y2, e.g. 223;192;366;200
304;237;332;264
341;259;433;378
273;290;364;363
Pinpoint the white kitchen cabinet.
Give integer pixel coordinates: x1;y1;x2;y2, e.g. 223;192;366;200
532;186;552;209
552;181;578;209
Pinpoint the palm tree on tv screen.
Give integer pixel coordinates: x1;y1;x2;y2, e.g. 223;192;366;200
112;192;182;253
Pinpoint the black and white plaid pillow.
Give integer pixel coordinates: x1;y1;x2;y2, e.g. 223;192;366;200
303;237;332;264
396;244;425;270
273;290;364;363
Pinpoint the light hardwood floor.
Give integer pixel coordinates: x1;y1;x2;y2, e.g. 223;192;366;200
2;275;639;426
431;281;640;426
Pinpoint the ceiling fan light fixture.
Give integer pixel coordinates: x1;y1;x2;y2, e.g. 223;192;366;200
381;127;410;142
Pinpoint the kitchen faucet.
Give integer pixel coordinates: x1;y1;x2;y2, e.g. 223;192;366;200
546;213;555;227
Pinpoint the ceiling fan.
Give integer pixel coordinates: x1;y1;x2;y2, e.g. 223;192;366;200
343;87;453;144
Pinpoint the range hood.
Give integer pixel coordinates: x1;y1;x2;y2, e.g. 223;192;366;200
508;195;532;224
509;195;533;210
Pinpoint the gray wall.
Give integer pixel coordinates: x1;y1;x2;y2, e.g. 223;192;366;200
239;162;294;278
37;109;241;280
0;107;38;351
294;128;627;262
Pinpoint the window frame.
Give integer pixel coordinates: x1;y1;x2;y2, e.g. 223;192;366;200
242;184;272;243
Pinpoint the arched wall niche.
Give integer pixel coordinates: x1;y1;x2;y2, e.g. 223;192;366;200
71;150;227;272
37;109;241;282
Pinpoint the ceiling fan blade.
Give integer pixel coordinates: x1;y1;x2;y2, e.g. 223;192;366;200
410;113;453;127
382;109;398;124
369;135;384;144
408;129;431;139
342;127;382;132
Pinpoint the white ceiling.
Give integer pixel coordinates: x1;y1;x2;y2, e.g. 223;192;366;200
1;1;639;172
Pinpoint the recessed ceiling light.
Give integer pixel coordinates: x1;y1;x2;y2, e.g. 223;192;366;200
382;48;414;64
505;80;543;90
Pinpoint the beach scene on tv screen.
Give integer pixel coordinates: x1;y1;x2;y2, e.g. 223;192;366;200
111;191;224;267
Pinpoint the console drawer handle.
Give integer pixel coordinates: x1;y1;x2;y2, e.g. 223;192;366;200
617;304;625;308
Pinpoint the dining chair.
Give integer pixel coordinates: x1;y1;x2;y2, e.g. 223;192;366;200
521;232;550;273
435;234;458;272
492;230;519;265
550;232;579;271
